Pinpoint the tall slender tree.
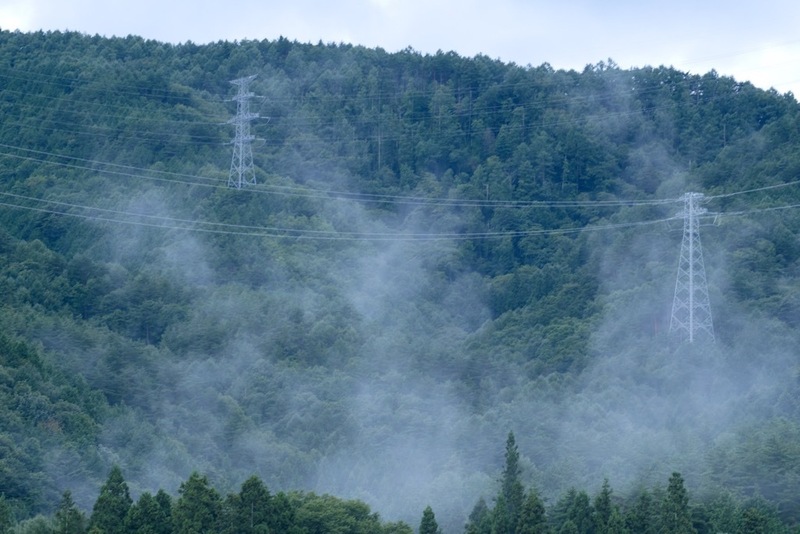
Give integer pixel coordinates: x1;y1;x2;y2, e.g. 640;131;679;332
464;497;492;534
89;466;132;534
592;479;613;534
661;472;696;534
172;472;222;534
516;488;549;533
498;431;525;533
55;491;85;534
419;505;441;534
124;491;171;534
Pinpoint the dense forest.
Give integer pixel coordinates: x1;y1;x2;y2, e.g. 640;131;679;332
1;29;800;532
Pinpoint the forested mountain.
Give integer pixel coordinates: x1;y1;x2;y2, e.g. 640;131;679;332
2;29;800;532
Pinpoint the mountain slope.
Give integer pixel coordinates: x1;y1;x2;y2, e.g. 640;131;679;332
2;30;800;529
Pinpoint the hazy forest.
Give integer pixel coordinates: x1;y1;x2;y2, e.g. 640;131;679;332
2;29;800;533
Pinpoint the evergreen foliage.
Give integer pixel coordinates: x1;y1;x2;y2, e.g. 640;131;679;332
660;473;695;534
171;473;221;534
88;466;132;534
1;28;800;532
419;505;441;534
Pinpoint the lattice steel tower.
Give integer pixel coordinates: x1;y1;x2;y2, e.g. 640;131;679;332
670;192;715;343
228;75;259;188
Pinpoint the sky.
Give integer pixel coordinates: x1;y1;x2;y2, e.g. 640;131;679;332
1;0;800;95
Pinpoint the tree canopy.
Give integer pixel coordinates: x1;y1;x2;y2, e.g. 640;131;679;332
1;29;800;532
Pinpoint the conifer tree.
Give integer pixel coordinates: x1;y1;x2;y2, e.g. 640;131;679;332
492;494;512;534
606;508;628;534
220;475;272;534
55;491;85;534
124;491;171;534
0;495;13;534
498;431;525;532
89;466;132;534
419;505;441;534
661;472;696;534
592;479;612;534
516;489;549;533
172;472;222;534
624;490;656;534
566;491;593;534
464;497;492;534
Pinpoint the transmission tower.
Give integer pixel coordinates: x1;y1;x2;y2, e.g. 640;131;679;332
670;192;715;343
228;75;259;188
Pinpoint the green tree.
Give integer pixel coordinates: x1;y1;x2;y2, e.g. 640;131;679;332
498;432;525;532
493;495;512;534
419;505;441;534
624;490;656;534
592;479;612;534
54;491;85;534
124;491;171;534
0;495;13;534
550;489;593;534
605;508;628;534
567;492;593;534
516;489;549;534
268;493;298;534
89;466;132;534
738;507;768;534
661;473;696;534
172;472;221;534
465;497;492;534
13;515;54;534
220;476;272;534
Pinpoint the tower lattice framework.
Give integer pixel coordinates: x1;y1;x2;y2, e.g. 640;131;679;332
670;192;715;343
228;75;259;188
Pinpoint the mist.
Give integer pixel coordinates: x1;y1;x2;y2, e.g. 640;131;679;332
44;156;797;533
4;32;799;533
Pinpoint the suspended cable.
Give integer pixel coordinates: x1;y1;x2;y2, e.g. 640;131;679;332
0;189;677;241
706;179;800;200
0;143;681;209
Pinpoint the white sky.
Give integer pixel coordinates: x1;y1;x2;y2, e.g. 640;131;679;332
2;0;800;96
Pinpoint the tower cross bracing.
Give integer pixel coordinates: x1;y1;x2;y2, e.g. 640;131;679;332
228;75;259;188
670;192;715;343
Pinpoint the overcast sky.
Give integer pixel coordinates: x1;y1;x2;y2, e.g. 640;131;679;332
2;0;800;95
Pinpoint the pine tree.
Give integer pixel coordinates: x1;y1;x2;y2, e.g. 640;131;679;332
567;491;593;534
419;505;441;534
220;475;272;534
55;491;85;534
465;497;492;534
172;472;222;534
661;472;696;534
493;494;512;534
124;492;171;534
498;431;525;532
606;508;628;534
89;466;132;534
516;489;549;534
0;495;14;534
624;490;656;534
592;479;612;534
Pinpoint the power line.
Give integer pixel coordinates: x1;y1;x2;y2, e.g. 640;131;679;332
0;188;678;241
0;143;680;209
706;179;800;201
